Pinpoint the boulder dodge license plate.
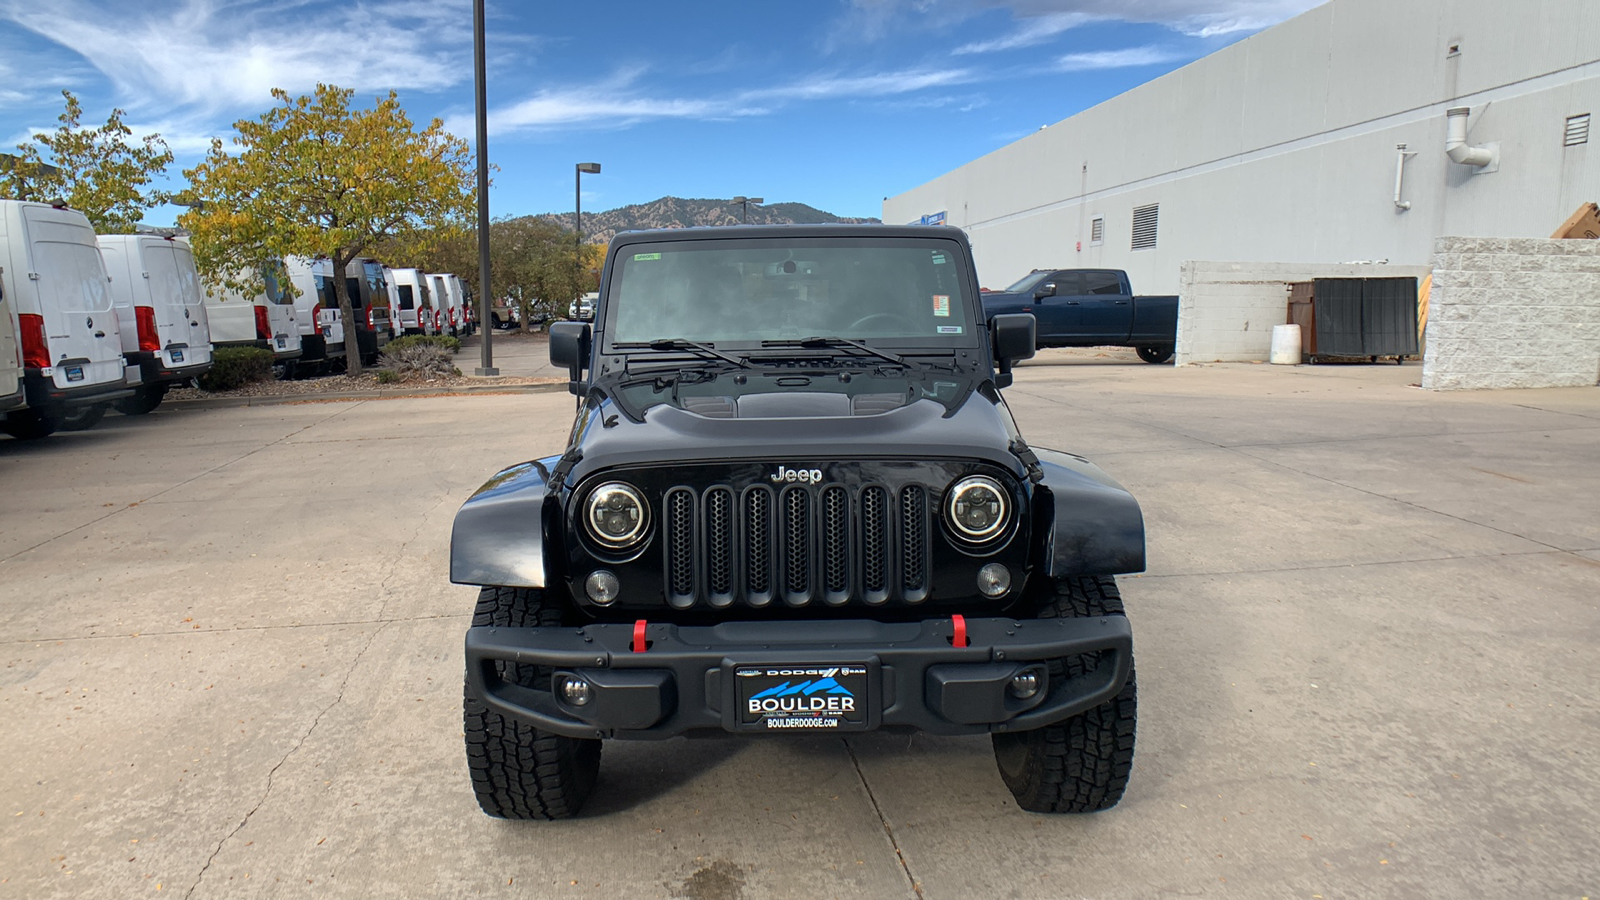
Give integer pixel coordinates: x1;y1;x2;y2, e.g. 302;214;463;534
736;665;869;730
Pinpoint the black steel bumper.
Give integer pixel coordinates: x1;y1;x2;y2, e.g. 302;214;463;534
464;615;1132;740
23;370;133;412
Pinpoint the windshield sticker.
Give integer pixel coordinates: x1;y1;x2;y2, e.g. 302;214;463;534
932;295;950;317
937;325;963;334
633;252;661;261
932;253;947;264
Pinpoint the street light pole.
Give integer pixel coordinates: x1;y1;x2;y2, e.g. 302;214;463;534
575;162;601;294
732;196;763;224
473;0;497;375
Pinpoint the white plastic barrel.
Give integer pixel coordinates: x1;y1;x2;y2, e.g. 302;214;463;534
1270;324;1303;365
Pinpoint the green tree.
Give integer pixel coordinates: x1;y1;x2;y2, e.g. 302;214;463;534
182;84;473;372
0;90;174;232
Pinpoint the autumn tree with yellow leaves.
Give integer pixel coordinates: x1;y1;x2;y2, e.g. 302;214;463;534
0;90;174;232
182;84;474;372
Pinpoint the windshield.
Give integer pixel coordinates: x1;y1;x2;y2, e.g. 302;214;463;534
1002;270;1052;294
607;237;975;347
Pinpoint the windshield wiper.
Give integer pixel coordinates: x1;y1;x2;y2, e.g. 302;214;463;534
614;338;751;368
762;335;909;368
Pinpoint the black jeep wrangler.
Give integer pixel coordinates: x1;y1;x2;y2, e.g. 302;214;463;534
452;225;1143;818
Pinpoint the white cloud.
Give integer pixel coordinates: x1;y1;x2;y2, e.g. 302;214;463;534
1055;46;1184;71
472;65;984;137
0;0;476;115
952;12;1092;54
835;0;1323;49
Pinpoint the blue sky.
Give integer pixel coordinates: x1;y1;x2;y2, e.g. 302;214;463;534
0;0;1322;224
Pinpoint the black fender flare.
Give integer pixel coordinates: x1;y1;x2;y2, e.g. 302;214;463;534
1031;447;1146;576
450;456;561;588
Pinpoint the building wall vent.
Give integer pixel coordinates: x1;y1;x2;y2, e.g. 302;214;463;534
1090;215;1105;245
1131;204;1159;250
1565;114;1591;147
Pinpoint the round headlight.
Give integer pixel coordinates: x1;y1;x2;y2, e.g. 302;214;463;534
946;475;1009;542
585;482;649;548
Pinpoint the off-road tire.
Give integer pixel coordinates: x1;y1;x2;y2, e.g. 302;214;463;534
114;385;166;416
463;586;601;819
1136;345;1174;365
992;575;1136;813
57;403;108;432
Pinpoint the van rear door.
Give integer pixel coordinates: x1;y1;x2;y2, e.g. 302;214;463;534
141;240;205;367
22;207;123;390
165;241;212;368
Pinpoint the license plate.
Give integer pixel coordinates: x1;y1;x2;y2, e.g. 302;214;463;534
275;337;286;349
65;366;84;382
735;664;869;731
170;349;184;363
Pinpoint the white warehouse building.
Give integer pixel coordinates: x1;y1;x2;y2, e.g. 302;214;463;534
884;0;1600;295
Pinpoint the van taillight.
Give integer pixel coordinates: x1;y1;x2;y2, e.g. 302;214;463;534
365;307;374;329
19;314;49;368
254;305;271;340
313;305;323;337
135;306;160;353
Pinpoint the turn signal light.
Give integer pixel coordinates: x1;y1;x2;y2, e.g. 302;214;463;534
135;306;160;353
19;313;49;368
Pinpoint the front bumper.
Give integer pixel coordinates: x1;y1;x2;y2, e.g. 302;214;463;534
465;615;1132;740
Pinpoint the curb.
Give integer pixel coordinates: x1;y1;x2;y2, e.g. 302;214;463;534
164;381;567;410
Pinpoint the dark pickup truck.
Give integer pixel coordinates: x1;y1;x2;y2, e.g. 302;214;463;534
981;269;1178;364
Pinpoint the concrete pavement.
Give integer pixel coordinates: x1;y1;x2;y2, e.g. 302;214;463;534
1;356;1596;899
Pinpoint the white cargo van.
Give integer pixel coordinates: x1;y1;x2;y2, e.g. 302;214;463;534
426;273;455;336
0;199;133;438
282;256;345;373
97;233;213;414
201;260;302;373
389;268;434;336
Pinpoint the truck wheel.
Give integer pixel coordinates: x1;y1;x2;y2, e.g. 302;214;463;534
991;575;1136;814
463;586;601;819
114;385;167;416
58;403;108;432
3;409;58;440
1136;345;1173;365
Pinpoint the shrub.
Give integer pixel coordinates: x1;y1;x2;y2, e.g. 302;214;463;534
378;342;456;381
198;346;275;391
386;334;461;355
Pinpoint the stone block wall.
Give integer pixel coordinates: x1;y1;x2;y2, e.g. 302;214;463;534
1422;238;1600;390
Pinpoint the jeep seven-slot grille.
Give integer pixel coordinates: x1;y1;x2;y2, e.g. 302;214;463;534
662;483;929;608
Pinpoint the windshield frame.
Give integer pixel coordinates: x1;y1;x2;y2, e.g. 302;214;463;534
597;234;983;355
1002;270;1053;294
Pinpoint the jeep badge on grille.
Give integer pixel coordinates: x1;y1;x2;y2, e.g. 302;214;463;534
771;466;824;484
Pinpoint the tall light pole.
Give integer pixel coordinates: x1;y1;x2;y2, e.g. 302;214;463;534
576;162;601;299
732;196;763;224
472;0;497;375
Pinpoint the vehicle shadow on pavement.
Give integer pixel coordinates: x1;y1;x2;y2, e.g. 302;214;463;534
578;736;750;816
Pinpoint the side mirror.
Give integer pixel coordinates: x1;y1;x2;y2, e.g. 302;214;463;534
990;313;1036;389
549;321;591;395
1032;283;1056;299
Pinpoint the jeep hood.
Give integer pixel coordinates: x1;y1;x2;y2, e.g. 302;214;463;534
564;391;1023;485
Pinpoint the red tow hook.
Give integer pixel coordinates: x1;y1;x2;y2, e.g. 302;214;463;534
632;619;649;653
949;614;968;648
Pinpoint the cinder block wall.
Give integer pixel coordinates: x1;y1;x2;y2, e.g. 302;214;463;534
1176;261;1432;365
1422;238;1600;390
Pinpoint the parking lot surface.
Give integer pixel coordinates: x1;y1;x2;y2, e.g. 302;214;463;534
3;355;1597;899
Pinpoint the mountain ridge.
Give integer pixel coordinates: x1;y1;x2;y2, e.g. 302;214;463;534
536;196;881;244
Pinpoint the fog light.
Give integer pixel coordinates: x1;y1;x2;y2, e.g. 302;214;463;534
1009;671;1040;700
585;570;620;605
976;563;1011;598
559;676;593;707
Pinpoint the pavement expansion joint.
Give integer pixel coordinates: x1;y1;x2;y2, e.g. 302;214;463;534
183;619;393;900
844;738;926;900
1138;548;1568;580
